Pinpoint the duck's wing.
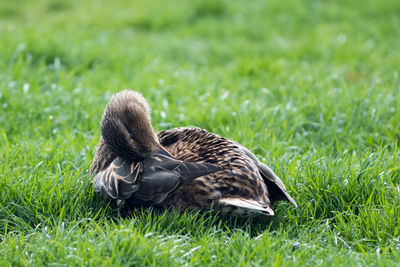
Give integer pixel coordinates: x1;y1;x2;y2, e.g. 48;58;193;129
93;153;222;206
92;157;141;200
236;143;298;207
131;154;222;205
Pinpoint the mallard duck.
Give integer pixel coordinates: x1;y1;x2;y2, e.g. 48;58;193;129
91;90;297;216
158;128;297;216
90;91;222;206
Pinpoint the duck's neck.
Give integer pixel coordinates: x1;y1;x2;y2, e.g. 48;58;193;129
90;137;116;174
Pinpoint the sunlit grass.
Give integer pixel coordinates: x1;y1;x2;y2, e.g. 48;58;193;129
1;0;400;265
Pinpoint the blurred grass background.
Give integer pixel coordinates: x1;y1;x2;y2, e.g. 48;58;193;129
1;0;400;265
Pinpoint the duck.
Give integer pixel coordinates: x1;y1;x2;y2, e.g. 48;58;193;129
90;90;222;206
90;90;297;217
158;128;297;216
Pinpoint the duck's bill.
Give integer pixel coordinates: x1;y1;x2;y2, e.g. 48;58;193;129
156;144;176;159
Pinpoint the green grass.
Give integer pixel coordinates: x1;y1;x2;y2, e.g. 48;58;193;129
1;0;400;265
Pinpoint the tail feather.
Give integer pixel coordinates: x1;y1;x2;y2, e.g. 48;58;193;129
218;198;274;216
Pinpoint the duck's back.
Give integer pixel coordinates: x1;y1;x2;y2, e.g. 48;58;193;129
158;127;292;216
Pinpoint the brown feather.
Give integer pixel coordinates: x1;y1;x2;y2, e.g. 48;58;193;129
158;127;297;217
90;90;297;217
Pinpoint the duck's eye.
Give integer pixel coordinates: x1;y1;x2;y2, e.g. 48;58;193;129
129;133;135;140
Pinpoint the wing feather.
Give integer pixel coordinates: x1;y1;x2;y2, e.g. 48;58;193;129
236;143;298;207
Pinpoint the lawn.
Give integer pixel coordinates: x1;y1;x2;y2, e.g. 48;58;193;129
1;0;400;265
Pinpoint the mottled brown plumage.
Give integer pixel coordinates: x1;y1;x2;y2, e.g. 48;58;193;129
158;128;297;216
91;90;221;206
91;90;297;217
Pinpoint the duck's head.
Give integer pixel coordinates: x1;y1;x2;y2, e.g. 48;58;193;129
101;90;170;161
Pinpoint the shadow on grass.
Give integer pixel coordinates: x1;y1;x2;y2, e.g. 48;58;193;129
95;200;294;238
